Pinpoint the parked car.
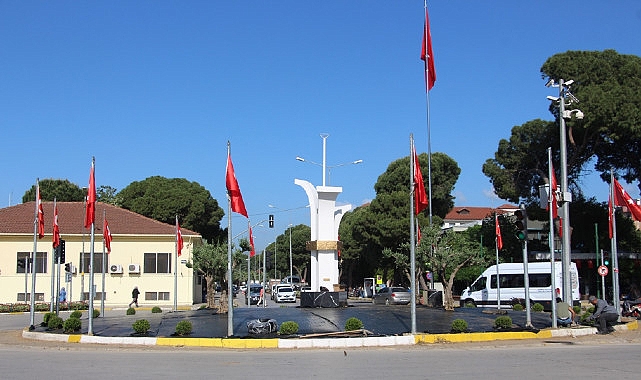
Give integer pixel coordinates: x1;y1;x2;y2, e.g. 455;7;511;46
247;285;263;305
372;286;411;305
274;286;296;303
271;284;291;300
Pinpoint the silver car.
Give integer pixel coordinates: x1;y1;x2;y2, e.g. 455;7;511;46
274;286;296;303
372;287;411;305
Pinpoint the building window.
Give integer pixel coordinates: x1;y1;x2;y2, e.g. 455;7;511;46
82;292;106;301
16;252;47;274
145;291;170;301
17;293;45;302
79;252;106;273
144;252;171;273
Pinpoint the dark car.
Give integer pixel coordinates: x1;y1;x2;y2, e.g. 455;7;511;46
247;285;263;305
372;287;411;305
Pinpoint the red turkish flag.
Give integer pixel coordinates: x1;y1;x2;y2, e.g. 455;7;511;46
52;203;60;248
495;213;503;250
103;218;112;254
413;147;428;215
420;7;436;91
176;217;183;257
548;163;559;220
226;151;248;218
36;185;44;239
249;223;255;257
84;159;96;229
608;198;614;240
613;178;641;222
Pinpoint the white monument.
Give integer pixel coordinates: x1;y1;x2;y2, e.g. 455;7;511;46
295;179;351;292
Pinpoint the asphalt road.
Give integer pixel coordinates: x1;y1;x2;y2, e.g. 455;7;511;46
4;299;555;338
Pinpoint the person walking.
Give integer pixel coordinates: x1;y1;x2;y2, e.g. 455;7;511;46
129;286;140;308
59;287;67;305
588;295;619;334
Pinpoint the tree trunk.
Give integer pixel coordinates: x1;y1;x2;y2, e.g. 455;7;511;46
205;275;216;309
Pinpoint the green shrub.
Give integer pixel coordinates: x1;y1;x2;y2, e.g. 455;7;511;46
573;305;581;315
151;306;163;313
345;317;364;331
464;301;476;308
532;303;544;312
279;321;299;335
92;309;100;318
132;319;151;334
47;315;64;330
175;320;193;336
35;303;50;312
43;312;56;326
450;319;468;333
70;310;82;319
63;317;82;333
512;304;524;311
126;307;136;315
494;316;513;330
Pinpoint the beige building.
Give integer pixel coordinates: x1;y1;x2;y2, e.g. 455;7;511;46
0;201;203;307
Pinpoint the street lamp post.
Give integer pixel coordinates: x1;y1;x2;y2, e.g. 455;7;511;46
546;78;583;305
296;134;362;186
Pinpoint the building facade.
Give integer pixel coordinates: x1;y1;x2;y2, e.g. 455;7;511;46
0;201;203;307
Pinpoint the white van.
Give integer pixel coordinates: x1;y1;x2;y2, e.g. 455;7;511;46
460;262;580;309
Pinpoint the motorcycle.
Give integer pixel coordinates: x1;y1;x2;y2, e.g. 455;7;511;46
622;298;641;318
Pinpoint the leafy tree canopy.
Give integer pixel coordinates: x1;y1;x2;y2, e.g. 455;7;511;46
484;50;641;204
117;176;225;242
23;179;85;202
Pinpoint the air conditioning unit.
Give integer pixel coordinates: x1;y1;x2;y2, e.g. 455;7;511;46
128;264;140;274
109;264;123;274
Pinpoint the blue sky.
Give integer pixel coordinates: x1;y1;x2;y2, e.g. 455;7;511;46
2;1;640;250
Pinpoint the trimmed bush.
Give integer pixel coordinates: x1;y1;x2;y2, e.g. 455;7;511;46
175;320;193;336
463;301;476;308
63;317;82;333
512;304;524;311
494;316;513;330
70;310;82;319
151;306;163;313
126;307;136;315
531;303;544;312
279;321;299;335
47;315;64;330
43;312;56;326
132;319;151;334
451;319;468;333
345;317;364;331
92;309;100;318
573;305;581;314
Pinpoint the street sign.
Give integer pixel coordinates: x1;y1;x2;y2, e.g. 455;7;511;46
598;265;609;277
65;272;72;283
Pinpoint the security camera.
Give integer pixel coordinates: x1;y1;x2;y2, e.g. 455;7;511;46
575;110;584;119
545;79;555;87
563;79;574;86
547;96;559;101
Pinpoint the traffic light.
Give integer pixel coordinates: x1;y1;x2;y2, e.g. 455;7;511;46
64;262;72;272
265;250;273;269
514;205;527;241
55;239;66;264
269;214;274;228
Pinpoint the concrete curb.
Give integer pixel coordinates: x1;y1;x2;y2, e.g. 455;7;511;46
22;320;638;349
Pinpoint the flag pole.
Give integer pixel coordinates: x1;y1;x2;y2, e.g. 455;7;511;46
88;157;96;335
29;179;40;330
424;1;433;226
50;199;56;313
101;210;106;318
174;215;178;312
495;213;501;310
226;141;234;337
548;148;557;327
409;134;417;334
610;170;621;317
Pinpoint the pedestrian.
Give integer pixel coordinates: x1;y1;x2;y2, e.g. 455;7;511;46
587;295;619;334
59;287;67;304
129;286;140;308
554;297;576;327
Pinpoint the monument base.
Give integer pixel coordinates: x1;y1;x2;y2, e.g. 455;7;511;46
300;291;348;308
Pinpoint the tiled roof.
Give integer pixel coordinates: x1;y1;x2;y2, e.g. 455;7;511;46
444;204;518;221
0;202;200;237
